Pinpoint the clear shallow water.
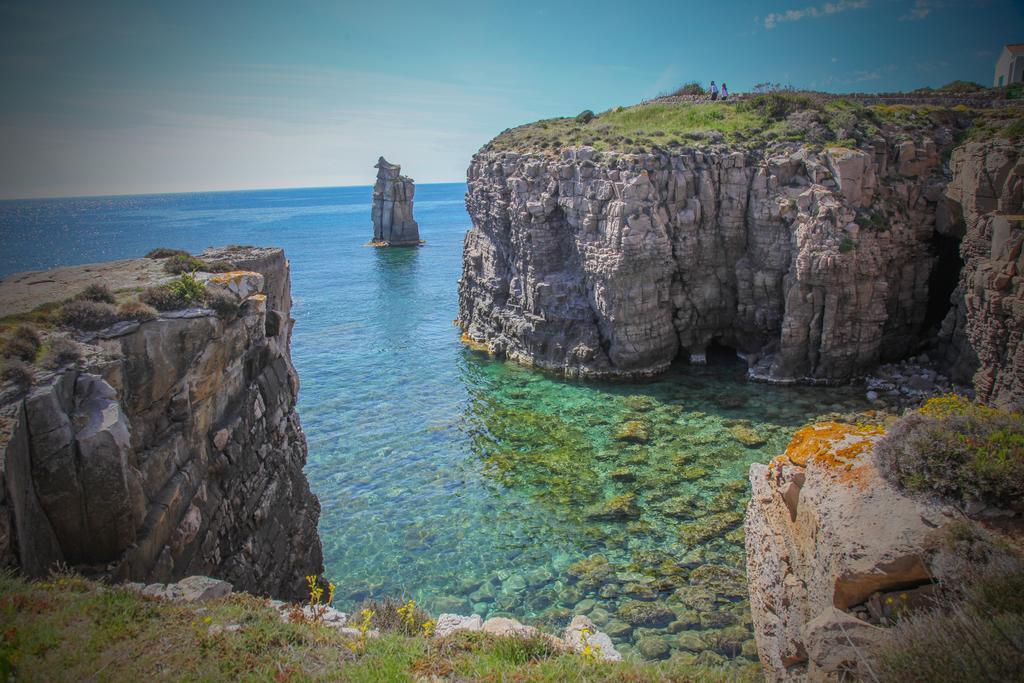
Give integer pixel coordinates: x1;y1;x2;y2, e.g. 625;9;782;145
0;185;869;662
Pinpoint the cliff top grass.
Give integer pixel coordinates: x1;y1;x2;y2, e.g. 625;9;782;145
0;571;762;682
481;91;1024;156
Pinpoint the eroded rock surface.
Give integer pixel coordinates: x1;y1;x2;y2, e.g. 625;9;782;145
371;157;420;246
459;132;1024;392
0;247;323;600
939;141;1024;407
459;135;952;382
744;422;957;681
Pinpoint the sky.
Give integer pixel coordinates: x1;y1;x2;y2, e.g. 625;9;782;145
0;0;1020;199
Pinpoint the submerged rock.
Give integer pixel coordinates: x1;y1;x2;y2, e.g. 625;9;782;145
617;600;675;627
678;512;744;545
636;634;671;660
614;420;650;443
728;424;767;448
566;554;615;587
584;493;641;520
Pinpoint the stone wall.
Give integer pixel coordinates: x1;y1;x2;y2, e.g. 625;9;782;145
0;247;323;600
460;131;952;384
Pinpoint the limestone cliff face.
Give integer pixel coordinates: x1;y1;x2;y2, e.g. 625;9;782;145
939;141;1024;407
460;136;952;383
0;247;322;600
744;422;957;681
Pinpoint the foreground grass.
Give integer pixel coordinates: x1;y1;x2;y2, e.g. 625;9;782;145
0;572;761;682
870;547;1024;682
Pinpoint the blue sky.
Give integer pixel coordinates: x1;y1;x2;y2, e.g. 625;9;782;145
0;0;1019;198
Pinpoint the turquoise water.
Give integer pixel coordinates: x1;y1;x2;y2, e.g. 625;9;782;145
0;186;869;662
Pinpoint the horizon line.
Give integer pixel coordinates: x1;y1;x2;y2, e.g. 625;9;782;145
0;180;469;203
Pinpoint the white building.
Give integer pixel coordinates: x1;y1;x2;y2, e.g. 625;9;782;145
994;44;1024;87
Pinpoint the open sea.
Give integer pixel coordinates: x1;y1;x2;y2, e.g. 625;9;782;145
0;184;868;661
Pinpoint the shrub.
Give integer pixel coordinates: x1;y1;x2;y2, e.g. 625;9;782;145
141;274;208;312
938;80;985;94
672;82;705;96
738;92;817;120
117;300;159;322
855;210;888;231
163;253;207;274
752;82;794;94
203;289;240;318
61;300;119;331
874;395;1024;509
575;110;595;124
162;253;236;275
4;325;42;362
140;285;185;311
355;597;434;637
72;283;116;304
145;247;189;259
168;273;206;304
839;237;858;253
43;337;83;369
1;359;33;388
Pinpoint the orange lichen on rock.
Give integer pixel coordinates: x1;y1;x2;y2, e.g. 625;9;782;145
206;270;259;285
460;332;493;354
771;421;884;485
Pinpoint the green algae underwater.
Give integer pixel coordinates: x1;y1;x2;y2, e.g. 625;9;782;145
310;346;869;664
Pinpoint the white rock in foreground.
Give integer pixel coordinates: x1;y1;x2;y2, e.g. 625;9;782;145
745;422;958;681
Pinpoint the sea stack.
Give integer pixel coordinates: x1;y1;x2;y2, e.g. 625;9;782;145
371;156;421;246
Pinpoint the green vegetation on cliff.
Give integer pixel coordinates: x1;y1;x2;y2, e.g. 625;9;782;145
0;572;762;682
481;92;1024;155
875;395;1024;509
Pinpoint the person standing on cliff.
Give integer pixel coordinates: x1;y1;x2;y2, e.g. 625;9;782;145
710;81;719;100
721;82;729;100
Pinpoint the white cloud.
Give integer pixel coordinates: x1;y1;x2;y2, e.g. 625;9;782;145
900;0;948;21
763;0;869;29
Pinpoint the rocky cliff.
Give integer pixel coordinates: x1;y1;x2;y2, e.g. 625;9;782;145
371;156;421;246
0;247;322;600
458;110;1023;396
744;422;958;681
940;141;1024;407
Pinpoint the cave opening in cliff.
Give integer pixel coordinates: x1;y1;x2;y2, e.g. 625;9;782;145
705;339;743;365
921;232;964;338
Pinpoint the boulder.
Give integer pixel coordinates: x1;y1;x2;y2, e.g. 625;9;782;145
435;613;483;637
745;421;956;681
